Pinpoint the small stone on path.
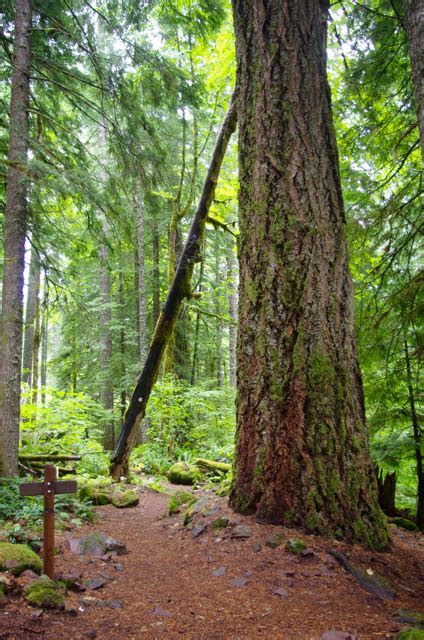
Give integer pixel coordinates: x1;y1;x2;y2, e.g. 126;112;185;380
191;523;207;538
272;586;288;598
84;577;107;590
320;632;358;640
212;566;226;577
152;606;173;617
229;577;248;587
231;525;252;539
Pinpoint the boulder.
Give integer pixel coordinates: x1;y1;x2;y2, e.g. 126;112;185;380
0;542;42;576
285;538;307;554
79;483;112;505
168;491;195;516
68;533;128;557
24;576;66;609
231;524;252;539
111;490;139;508
167;462;202;486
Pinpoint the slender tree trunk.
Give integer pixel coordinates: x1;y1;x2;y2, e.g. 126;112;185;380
214;234;223;387
404;338;423;530
229;0;388;549
152;214;161;329
135;173;148;367
110;97;237;479
98;119;114;450
376;467;397;517
226;237;237;388
164;209;179;375
404;0;424;158
0;0;32;477
191;256;205;386
40;285;48;405
118;270;127;426
22;247;40;386
31;278;41;406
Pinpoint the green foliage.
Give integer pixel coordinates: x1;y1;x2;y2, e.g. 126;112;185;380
0;477;93;536
20;387;111;478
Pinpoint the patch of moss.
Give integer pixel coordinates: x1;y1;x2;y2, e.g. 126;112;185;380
111;489;139;508
212;517;230;531
390;517;419;532
23;576;65;609
396;630;424;640
167;462;202;486
285;538;306;554
0;543;42;576
265;531;285;548
168;491;195;516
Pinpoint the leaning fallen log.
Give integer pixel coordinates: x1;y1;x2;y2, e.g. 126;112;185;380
25;461;77;476
195;458;231;475
110;95;237;480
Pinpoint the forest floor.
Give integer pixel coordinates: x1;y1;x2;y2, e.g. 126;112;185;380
0;482;423;640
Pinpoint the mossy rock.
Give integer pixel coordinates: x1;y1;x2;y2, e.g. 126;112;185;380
390;517;419;532
0;543;42;576
79;483;112;505
169;491;195;516
167;462;202;486
212;517;230;531
265;531;285;548
394;610;424;628
396;629;424;639
24;576;66;609
111;489;139;508
285;538;306;554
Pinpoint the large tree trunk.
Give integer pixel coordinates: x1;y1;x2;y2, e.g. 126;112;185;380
404;338;423;530
98;119;114;450
0;0;32;477
110;97;237;479
226;237;237;388
22;247;40;386
229;0;389;549
404;0;424;158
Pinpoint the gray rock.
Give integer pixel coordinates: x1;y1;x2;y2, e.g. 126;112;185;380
191;523;207;539
320;633;357;640
84;578;107;590
152;606;173;617
272;586;288;598
96;599;123;609
252;542;262;552
231;524;252;539
68;533;128;557
212;566;226;577
229;577;248;587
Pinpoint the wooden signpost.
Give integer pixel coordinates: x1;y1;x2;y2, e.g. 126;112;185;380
20;464;77;578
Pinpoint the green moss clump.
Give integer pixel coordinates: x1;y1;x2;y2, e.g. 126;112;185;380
212;517;230;531
169;491;195;516
391;517;419;532
167;462;202;486
0;543;42;576
396;630;424;639
111;489;139;508
24;576;65;609
265;531;285;548
79;482;112;505
285;538;306;554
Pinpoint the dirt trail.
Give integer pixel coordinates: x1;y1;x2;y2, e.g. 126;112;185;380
1;487;423;639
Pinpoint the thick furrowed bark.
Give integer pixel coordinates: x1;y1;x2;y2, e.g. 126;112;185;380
230;0;389;549
110;97;237;479
404;0;424;159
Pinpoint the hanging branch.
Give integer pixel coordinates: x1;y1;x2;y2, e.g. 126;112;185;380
110;94;237;479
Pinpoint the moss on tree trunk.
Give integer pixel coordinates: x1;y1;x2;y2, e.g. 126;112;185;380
230;0;389;549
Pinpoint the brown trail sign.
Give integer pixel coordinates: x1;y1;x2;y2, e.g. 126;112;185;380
19;464;77;578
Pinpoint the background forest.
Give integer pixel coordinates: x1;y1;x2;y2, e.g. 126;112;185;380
0;0;422;530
